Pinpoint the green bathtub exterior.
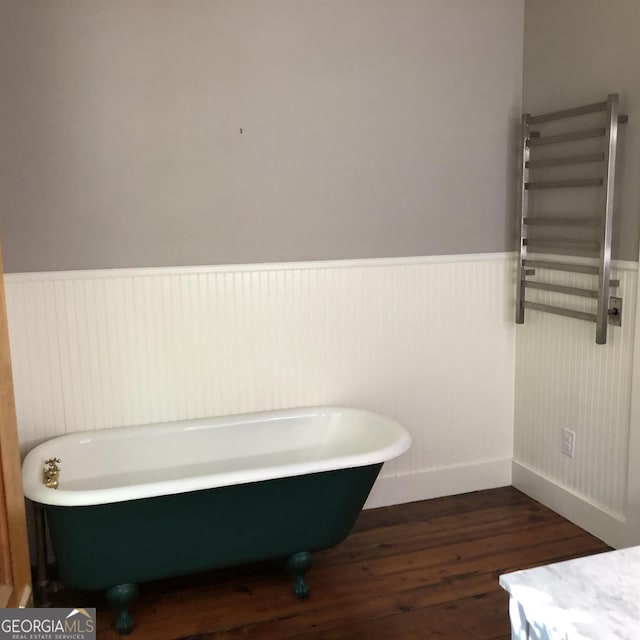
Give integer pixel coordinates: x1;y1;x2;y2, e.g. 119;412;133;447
44;463;383;633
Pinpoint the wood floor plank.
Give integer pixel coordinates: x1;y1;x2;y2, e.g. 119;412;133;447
320;505;581;573
184;534;606;639
44;488;609;640
351;486;531;534
281;590;512;640
323;501;563;567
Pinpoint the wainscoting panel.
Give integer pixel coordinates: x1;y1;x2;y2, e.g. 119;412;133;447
513;256;638;521
5;254;516;503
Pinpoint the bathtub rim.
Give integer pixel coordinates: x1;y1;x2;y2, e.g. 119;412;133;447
22;405;411;507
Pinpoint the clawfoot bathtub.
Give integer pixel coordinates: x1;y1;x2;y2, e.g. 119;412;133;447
22;406;411;634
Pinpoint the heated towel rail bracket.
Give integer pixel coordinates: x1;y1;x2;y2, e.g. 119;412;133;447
515;93;628;344
609;296;623;327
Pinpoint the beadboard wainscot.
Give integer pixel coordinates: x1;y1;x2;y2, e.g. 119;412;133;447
513;254;639;548
5;253;516;508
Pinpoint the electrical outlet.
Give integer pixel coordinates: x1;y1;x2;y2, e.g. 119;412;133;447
562;428;576;458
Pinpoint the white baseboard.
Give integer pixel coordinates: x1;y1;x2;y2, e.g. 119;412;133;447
512;460;635;549
364;458;513;509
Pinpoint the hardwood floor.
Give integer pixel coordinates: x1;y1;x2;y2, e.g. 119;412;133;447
48;487;610;639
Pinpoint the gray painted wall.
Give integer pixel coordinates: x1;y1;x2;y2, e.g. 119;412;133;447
0;0;524;273
523;0;640;262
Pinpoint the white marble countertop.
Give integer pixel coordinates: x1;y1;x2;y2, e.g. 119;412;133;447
500;546;640;639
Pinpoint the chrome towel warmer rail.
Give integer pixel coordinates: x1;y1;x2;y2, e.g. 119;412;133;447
515;93;628;344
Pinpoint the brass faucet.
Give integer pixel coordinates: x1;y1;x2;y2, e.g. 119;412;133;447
43;458;61;489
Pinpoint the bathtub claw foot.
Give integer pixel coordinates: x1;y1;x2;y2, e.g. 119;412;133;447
286;551;312;600
293;576;310;600
106;583;139;635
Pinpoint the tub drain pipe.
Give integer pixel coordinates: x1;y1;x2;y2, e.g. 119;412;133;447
33;503;50;607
